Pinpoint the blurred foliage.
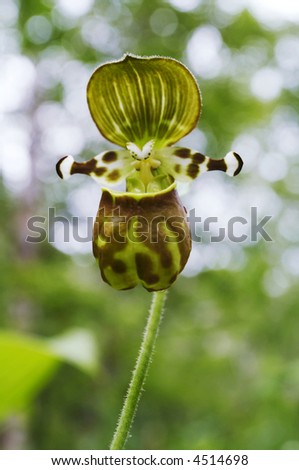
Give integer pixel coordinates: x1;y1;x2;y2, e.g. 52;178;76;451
0;328;97;421
1;0;299;451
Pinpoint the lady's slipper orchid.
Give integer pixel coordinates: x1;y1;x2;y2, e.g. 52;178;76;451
56;54;243;291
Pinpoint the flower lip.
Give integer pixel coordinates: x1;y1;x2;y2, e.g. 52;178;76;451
93;179;191;291
87;53;202;149
101;181;177;200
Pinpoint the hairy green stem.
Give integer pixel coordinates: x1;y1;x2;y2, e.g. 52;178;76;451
110;289;168;450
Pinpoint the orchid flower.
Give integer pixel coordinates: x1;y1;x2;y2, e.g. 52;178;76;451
56;54;243;291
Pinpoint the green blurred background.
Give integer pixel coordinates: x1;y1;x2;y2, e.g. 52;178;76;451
1;0;299;450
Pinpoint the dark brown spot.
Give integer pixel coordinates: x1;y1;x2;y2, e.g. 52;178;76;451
94;166;107;176
169;273;178;285
232;152;243;176
107;169;121;181
146;274;160;285
135;253;159;285
111;259;127;273
207;158;227;172
71;158;97;175
175;148;191;158
160;249;173;269
187;163;199;178
174;164;181;173
135;253;153;280
102;151;117;163
192;152;206;164
56;156;68;179
99;189;113;209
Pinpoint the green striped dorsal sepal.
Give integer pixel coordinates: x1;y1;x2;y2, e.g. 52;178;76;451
93;183;191;291
87;54;201;149
156;148;243;182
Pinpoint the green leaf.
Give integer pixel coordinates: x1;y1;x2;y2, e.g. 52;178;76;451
0;329;98;421
87;54;201;149
0;332;59;421
46;328;98;375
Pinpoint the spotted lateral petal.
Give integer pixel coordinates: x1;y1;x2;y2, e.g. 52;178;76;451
56;149;134;185
87;54;201;149
156;147;243;182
